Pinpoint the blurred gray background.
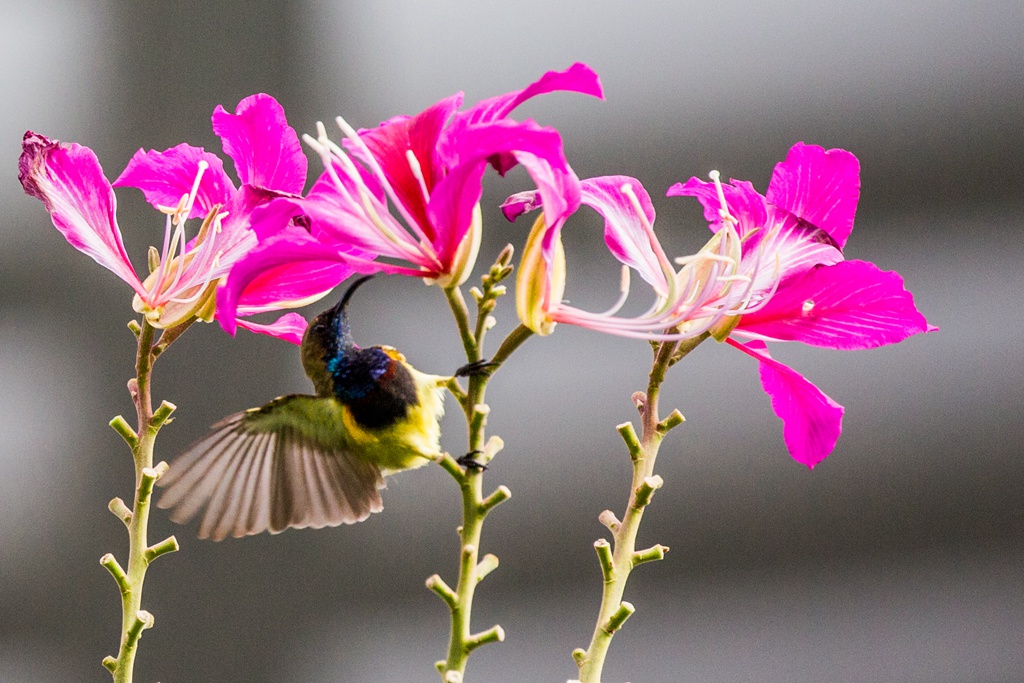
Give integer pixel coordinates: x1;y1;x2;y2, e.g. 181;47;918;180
2;1;1023;681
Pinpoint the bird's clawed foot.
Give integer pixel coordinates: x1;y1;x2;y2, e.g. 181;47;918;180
454;359;499;377
457;450;488;471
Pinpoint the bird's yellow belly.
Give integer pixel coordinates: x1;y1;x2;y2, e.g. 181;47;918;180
341;380;444;474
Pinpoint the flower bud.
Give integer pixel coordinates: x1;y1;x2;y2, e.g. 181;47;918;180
436;204;482;288
516;213;564;335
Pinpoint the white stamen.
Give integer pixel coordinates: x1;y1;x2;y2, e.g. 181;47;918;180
802;299;815;314
405;149;431;205
334;115;435;246
169;249;223;304
708;170;737;225
597;266;632;316
619;182;676;299
304;129;435;267
317;116;442;269
674;253;736;266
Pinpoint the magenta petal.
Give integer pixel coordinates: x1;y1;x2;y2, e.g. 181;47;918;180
211;93;307;195
234;313;309;345
235;256;356;314
736;260;935;349
215;228;414;336
359;94;464;239
19;131;143;292
427;159;488;267
430;121;570;265
765;142;860;249
454;63;604;128
667;177;767;236
514;151;581;260
442;63;603;175
303;181;427;264
114;143;235;219
752;209;843;279
580;176;668;295
244;195;308;242
728;339;844;468
500;190;542;222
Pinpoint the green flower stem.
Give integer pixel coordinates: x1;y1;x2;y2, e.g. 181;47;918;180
433;251;522;682
574;335;706;683
101;319;183;683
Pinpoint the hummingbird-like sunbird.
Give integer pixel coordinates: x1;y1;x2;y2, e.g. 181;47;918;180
158;276;453;541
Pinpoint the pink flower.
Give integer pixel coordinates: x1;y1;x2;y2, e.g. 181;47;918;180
214;64;604;334
511;174;778;339
19;94;351;343
669;142;936;467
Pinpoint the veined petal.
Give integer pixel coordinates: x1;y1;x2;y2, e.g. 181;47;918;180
114;143;234;218
745;209;843;288
444;63;603;175
727;339;844;469
215;227;416;336
235;312;309;345
212;93;307;195
580;176;668;295
452;62;604;129
234;256;353;313
429;121;570;267
500;189;542;222
19;131;143;293
765;142;859;249
668;177;767;236
425;160;488;270
735;260;936;349
302;177;432;267
358;93;464;239
514;151;581;260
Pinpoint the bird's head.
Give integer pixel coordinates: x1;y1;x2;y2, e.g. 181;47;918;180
301;275;375;394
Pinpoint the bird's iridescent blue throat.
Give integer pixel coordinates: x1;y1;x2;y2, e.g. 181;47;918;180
302;276;419;430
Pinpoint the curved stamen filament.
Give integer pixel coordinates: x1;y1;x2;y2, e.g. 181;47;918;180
170;250;223;304
595;265;632;317
620;182;676;300
405;149;432;207
709;170;737;225
334;115;435;247
145;162;211;305
305;125;442;271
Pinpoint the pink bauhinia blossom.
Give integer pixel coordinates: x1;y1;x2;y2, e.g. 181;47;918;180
669;142;936;467
214;64;604;335
19;94;353;343
510;142;933;467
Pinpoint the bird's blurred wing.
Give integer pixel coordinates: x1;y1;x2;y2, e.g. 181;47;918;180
157;394;384;540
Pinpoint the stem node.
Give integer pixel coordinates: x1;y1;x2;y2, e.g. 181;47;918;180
598;509;621;533
466;625;504;652
151;401;176;431
633;475;664;509
145;536;180;564
100;554;129;596
109;416;138;450
616;422;643;463
594;539;615;583
632;544;669;566
108;497;133;526
602;601;635;635
426;574;458;610
476;553;500;582
657;408;685;435
479;485;511;514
